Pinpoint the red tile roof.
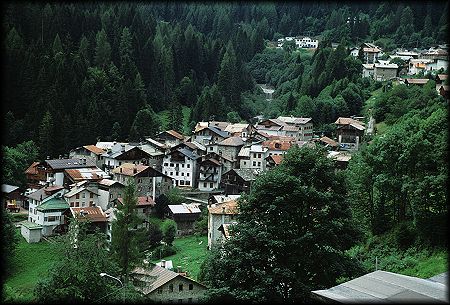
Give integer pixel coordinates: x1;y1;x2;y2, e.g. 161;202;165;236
270;155;283;165
166;130;184;140
70;206;108;222
117;196;155;207
112;163;148;176
262;140;293;151
25;162;40;175
83;145;105;155
208;200;238;215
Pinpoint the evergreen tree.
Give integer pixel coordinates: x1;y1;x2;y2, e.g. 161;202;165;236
39;111;54;159
94;29;111;68
111;180;143;278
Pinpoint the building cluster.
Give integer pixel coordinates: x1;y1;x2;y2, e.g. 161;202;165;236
276;36;319;49
354;42;449;86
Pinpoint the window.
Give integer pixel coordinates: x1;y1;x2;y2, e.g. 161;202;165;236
243;161;246;165
179;284;183;291
76;194;80;199
44;217;48;222
138;178;142;183
185;181;190;186
170;172;173;176
258;162;261;166
179;180;184;186
187;173;190;177
187;164;190;168
203;182;207;188
90;193;94;198
169;284;173;292
75;202;79;207
189;284;193;291
70;202;74;207
48;216;56;222
89;201;94;206
253;153;256;158
182;164;185;168
82;192;85;198
175;172;178;176
209;147;213;151
253;161;256;166
210;183;213;188
170;163;174;167
181;173;184;176
82;203;85;207
258;153;261;158
164;163;168;166
165;171;168;175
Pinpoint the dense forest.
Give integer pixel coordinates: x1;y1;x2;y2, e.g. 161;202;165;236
3;2;448;160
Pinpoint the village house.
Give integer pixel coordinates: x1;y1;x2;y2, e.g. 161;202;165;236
97;178;126;211
137;142;166;172
335;117;365;151
349;47;359;57
167;203;202;235
101;143;153;174
26;185;66;224
208;194;241;206
197;157;222;191
131;263;207;303
63;167;110;186
172;141;206;157
26;158;97;188
191;125;230;145
31;195;70;237
420;48;448;61
115;196;155;220
24;162;47;191
64;181;99;208
162;148;200;188
408;58;434;75
373;61;398;81
154;130;185;148
262;138;295;157
207;198;239;250
208;121;230;131
266;154;283;169
277;116;314;141
2;184;22;210
361;42;382;64
404;78;430;86
362;63;375;78
255;118;286;137
224;123;255;139
206;136;244;167
70;206;108;234
294;36;318;49
220;168;261;194
112;163;173;198
313;136;339;151
69;145;105;168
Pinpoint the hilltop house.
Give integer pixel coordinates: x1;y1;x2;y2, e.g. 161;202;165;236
374;61;398;81
335;117;365;151
131;263;207;303
361;42;382;64
207;198;239;249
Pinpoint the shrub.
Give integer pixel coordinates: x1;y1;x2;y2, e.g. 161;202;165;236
395;221;416;250
151;244;176;260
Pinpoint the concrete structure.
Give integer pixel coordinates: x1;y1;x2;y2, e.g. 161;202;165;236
132;264;207;303
101;143;153;174
374;61;398;81
362;63;375;78
207;198;239;249
27;186;66;224
311;270;448;303
20;221;43;243
69;145;105;168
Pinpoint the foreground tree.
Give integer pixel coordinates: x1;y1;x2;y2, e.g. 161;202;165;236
34;219;142;303
199;146;364;302
111;180;143;279
1;210;19;280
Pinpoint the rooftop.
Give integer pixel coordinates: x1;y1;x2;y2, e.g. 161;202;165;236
168;203;201;214
1;184;20;193
65;167;110;181
70;206;108;222
218;136;245;147
208;200;239;215
83;145;105;155
36;197;69;212
311;270;448;303
45;158;97;170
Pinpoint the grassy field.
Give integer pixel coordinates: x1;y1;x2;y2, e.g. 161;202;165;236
4;230;62;302
150;235;208;280
397;249;448;279
375;121;388;135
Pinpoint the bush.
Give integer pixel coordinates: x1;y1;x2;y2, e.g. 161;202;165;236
151;244;176;260
394;221;416;250
161;219;177;246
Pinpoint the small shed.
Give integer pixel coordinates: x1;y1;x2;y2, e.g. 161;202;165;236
20;221;43;243
167;203;201;235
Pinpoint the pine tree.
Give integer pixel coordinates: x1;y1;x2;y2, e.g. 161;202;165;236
95;29;111;68
39;111;54;159
111;180;143;278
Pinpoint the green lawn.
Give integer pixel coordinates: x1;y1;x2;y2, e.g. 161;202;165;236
398;250;448;279
150;235;208;280
375;121;388;135
4;230;62;302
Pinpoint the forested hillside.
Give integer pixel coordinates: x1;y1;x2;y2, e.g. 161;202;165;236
3;2;448;160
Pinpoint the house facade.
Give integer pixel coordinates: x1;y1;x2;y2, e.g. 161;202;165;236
64;181;99;208
207;199;239;250
167;203;201;235
162;148;199;188
34;196;70;236
198;158;222;191
335;117;365;151
374;61;398;81
220;168;261;194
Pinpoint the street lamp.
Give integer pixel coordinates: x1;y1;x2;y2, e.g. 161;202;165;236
100;272;125;303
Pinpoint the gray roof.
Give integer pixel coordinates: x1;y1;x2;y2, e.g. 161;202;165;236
45;158;96;170
428;272;448;285
1;184;19;193
230;168;261;182
311;270;448;303
25;186;64;201
176;148;200;160
208;126;230;138
132;264;206;295
218;136;245;147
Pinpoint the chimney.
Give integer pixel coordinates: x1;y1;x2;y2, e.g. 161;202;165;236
121;144;125;152
46;156;50;160
161;259;166;268
133;167;137;174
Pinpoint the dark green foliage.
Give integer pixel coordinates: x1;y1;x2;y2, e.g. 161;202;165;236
150;244;176;260
161;219;177;246
34;219;136;303
147;220;163;249
129;106;161;141
200;146;364;302
2;141;39;189
154;194;170;218
111;181;143;277
1;211;19;279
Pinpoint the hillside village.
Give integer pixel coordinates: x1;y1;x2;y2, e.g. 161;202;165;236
3;39;449;302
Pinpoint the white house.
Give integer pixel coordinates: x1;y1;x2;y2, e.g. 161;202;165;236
64;181;99;208
207;198;239;250
33;195;70;236
162;148;200;187
27;185;66;224
295;36;319;49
